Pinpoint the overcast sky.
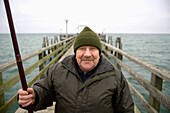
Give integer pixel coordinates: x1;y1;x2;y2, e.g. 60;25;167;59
0;0;170;33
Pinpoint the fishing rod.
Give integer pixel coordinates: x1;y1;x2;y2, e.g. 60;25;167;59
4;0;33;113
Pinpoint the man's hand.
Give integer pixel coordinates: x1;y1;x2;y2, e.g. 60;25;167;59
18;88;36;107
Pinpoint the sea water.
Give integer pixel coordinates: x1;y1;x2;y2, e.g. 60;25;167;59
0;33;169;113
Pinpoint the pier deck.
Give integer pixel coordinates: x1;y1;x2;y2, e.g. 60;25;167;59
2;36;169;113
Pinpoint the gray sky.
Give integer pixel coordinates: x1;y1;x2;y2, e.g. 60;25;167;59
0;0;170;33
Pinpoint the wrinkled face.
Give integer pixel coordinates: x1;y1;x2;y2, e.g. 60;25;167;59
76;46;100;73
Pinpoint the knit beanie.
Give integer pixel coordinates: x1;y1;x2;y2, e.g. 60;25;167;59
74;26;102;53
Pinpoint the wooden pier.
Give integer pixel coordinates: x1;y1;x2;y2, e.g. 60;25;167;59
0;35;169;113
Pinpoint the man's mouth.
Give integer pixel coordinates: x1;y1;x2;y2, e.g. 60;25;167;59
81;58;93;61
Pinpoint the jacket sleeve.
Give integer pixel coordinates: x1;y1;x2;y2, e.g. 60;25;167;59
32;64;57;111
114;71;134;113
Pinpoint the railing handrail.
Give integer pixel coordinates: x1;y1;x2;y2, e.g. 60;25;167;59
101;39;170;112
101;41;170;83
0;36;75;113
102;48;170;110
0;36;76;72
0;39;74;95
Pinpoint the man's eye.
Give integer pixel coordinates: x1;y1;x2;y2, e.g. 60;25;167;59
79;48;86;50
90;48;96;51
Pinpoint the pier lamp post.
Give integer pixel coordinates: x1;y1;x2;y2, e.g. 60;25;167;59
65;19;68;37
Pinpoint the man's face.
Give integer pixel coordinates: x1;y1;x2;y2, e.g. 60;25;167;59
76;46;100;73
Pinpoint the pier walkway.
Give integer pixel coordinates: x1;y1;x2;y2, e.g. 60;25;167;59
0;35;169;113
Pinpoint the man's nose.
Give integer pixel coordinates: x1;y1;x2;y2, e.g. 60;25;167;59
84;48;91;57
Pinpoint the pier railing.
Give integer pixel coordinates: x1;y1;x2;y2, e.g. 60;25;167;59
101;37;170;113
0;34;169;113
0;36;76;113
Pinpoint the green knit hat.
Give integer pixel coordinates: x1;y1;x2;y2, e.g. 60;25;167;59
74;26;102;53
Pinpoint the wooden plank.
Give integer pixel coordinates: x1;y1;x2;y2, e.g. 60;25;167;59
0;72;5;110
38;53;44;71
127;80;158;113
44;36;75;51
46;37;50;55
149;73;163;112
0;93;18;113
0;44;67;94
0;45;65;95
51;39;54;52
0;49;42;72
38;53;44;79
102;48;170;110
115;37;122;70
101;41;170;83
54;36;58;58
43;37;47;57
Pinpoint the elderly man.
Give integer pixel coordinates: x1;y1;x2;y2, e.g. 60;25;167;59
18;27;134;113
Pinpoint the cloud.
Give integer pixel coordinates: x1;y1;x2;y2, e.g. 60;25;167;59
0;0;170;33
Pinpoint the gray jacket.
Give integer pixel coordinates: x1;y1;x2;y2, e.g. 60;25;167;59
33;55;134;113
